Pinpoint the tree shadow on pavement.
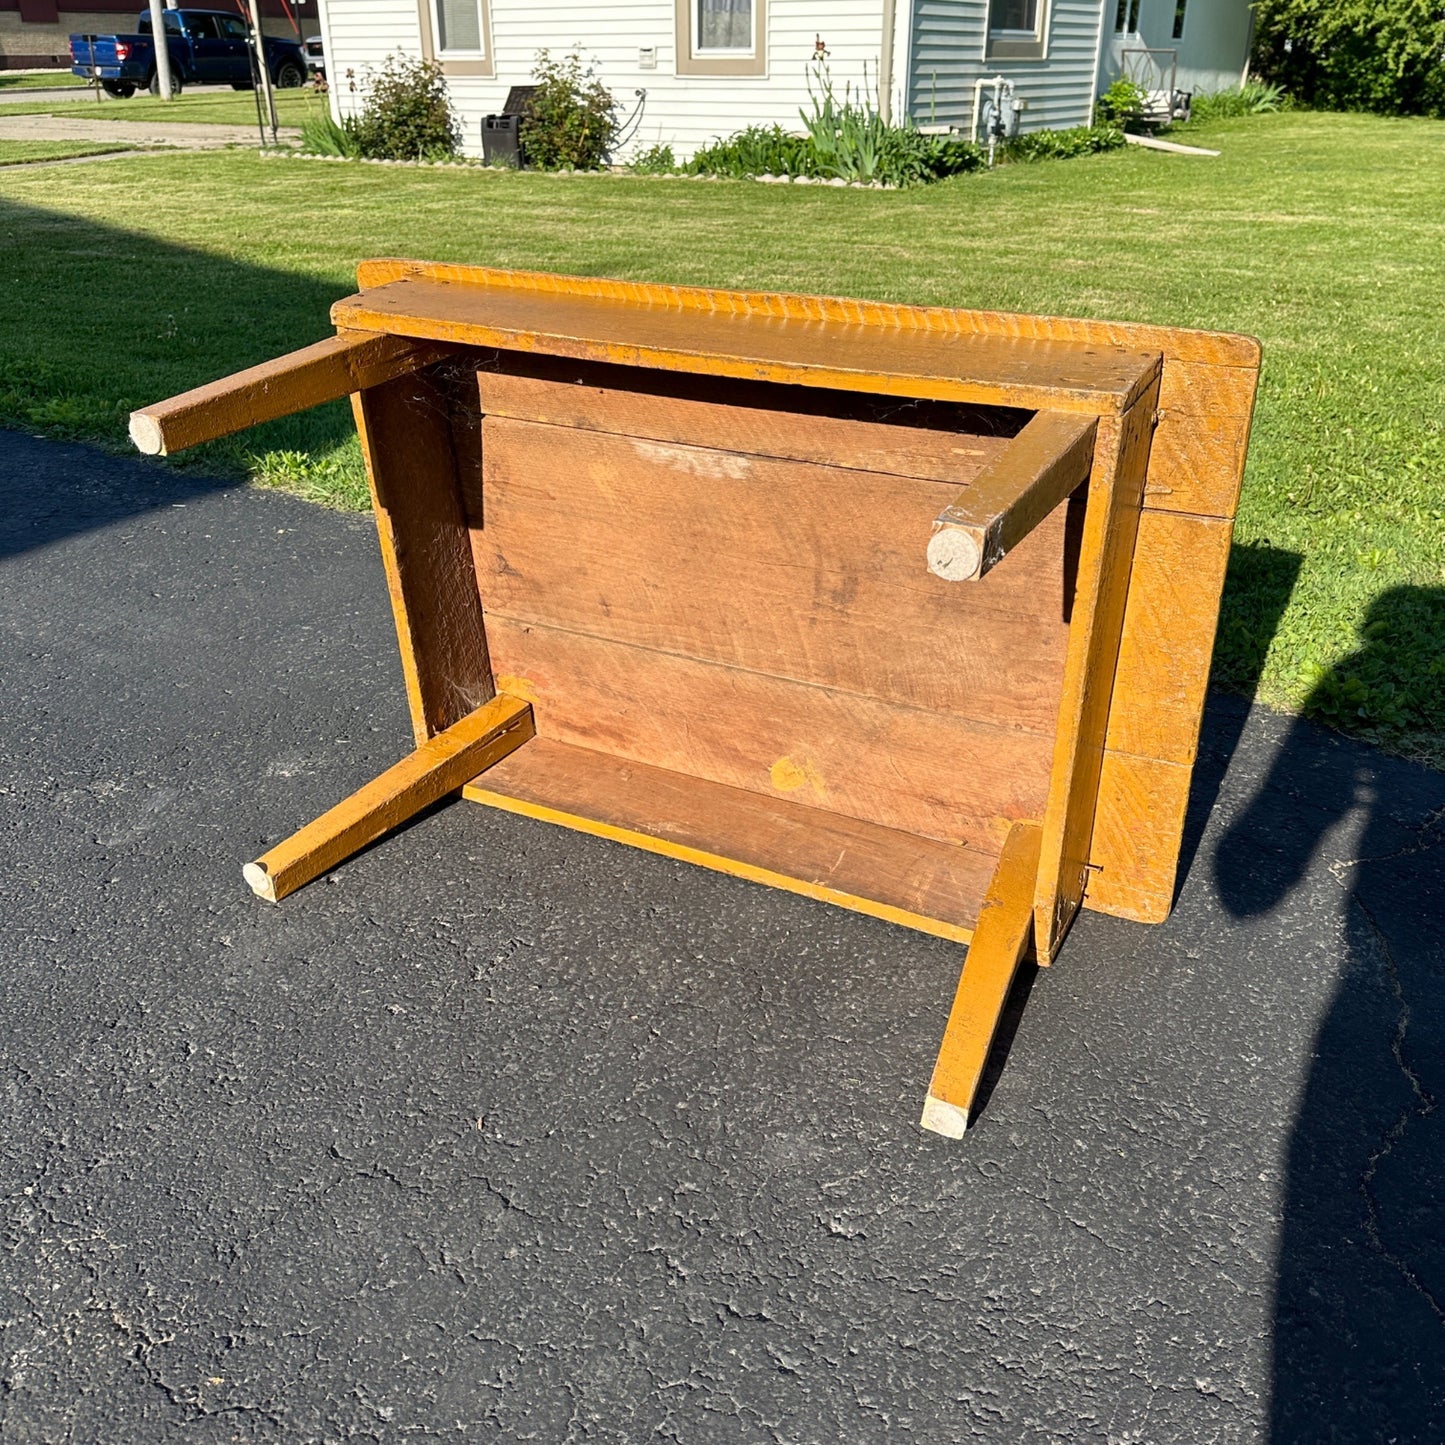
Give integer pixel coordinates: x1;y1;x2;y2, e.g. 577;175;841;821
0;195;358;560
1214;585;1445;1443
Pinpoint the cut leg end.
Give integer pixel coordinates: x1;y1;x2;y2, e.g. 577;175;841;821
243;860;277;903
919;1094;970;1139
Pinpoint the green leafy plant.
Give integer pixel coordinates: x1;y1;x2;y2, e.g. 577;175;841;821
1096;77;1147;126
1186;81;1289;123
684;58;984;186
686;124;814;178
1003;123;1125;162
348;54;459;160
1251;0;1445;118
299;108;361;158
521;49;617;170
629;142;677;174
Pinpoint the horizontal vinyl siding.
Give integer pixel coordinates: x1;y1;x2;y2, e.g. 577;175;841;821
319;0;890;159
909;0;1103;134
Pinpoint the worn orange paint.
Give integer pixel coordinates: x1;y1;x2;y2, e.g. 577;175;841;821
921;821;1043;1136
244;694;534;903
128;260;1261;1134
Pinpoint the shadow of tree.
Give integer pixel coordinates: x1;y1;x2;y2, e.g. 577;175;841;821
0;196;358;559
1214;586;1445;1443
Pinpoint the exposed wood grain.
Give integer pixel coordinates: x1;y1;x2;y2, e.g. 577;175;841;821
463;737;998;942
474;417;1073;732
930;410;1096;581
1143;410;1251;517
355;258;1261;370
484;616;1055;853
1085;751;1193;923
477;358;1021;483
1103;510;1234;763
334;277;1163;417
1156;357;1259;421
920;820;1042;1137
245;694;534;903
1034;383;1160;962
129;331;448;456
353;366;494;746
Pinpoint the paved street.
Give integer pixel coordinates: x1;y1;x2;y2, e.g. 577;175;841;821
1;430;1441;1442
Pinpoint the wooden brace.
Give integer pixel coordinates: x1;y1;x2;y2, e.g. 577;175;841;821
129;330;452;457
920;822;1043;1137
927;410;1097;581
244;693;534;903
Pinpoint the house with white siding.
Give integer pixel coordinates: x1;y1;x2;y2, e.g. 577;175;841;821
317;0;1252;161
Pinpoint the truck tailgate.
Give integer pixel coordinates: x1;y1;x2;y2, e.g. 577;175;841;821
69;34;146;70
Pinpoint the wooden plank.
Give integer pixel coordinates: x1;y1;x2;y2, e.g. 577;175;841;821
1033;383;1160;962
129;331;448;457
1103;510;1234;763
477;359;1020;483
1156;357;1259;421
474;417;1073;733
244;694;534;903
920;821;1043;1137
353;366;494;746
333;277;1163;417
1142;410;1252;517
928;410;1096;582
354;258;1262;370
1085;751;1193;924
462;737;998;942
484;616;1055;854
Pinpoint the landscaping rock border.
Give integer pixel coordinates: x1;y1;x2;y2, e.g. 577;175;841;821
258;149;895;187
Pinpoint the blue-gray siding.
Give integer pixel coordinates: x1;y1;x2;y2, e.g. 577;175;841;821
908;0;1104;135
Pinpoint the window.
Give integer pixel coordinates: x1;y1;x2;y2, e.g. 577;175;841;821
1115;0;1141;33
186;14;219;38
1172;0;1188;39
432;0;484;55
987;0;1047;59
219;15;249;40
418;0;493;75
434;0;483;54
676;0;765;75
989;0;1037;30
697;0;751;51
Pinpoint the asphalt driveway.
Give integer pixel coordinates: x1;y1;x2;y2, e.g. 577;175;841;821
1;431;1441;1442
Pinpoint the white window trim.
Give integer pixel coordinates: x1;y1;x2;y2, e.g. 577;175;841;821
692;0;755;54
985;0;1050;60
417;0;494;77
676;0;766;76
428;0;488;60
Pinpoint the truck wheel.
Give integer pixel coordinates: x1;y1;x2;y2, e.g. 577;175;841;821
273;60;306;89
147;70;183;97
101;81;137;98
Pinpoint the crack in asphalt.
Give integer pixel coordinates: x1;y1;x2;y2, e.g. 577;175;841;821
1348;885;1444;1326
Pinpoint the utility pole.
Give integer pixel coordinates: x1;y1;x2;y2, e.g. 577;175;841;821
147;0;175;100
247;0;279;144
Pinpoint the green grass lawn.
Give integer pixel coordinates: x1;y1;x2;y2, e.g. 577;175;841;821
1;110;1441;763
0;139;135;165
0;71;86;90
1;87;316;125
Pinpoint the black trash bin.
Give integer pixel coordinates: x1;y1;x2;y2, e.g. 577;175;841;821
482;85;536;168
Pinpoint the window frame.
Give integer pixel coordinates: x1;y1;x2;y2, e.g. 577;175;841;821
986;0;1049;61
675;0;767;78
418;0;494;78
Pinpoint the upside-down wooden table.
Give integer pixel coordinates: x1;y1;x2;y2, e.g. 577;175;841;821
131;261;1260;1136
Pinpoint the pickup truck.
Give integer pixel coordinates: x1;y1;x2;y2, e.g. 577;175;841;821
69;9;309;98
